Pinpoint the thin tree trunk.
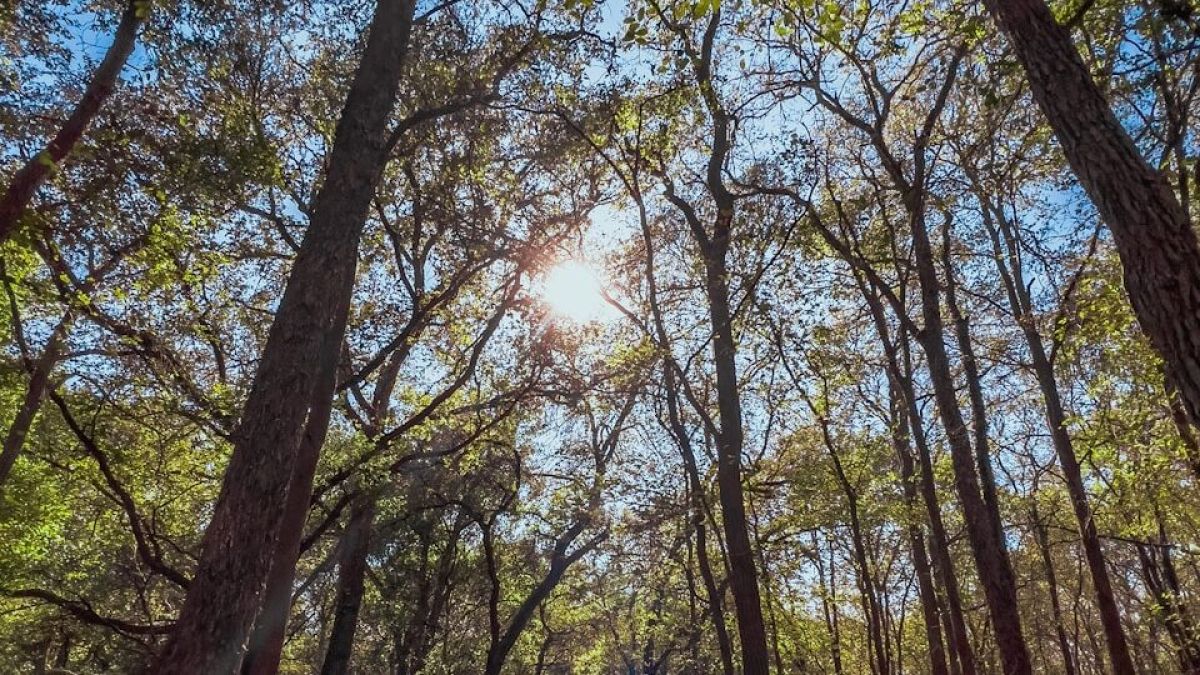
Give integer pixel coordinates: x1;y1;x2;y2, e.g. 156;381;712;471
974;192;1137;674
640;179;735;674
483;525;605;675
939;221;1006;551
0;0;144;242
815;534;845;675
148;2;416;671
701;207;771;675
982;0;1200;441
905;188;1032;674
1030;503;1078;675
319;496;376;675
399;515;462;675
858;276;976;675
664;365;736;675
814;414;888;675
891;381;951;675
0;318;67;486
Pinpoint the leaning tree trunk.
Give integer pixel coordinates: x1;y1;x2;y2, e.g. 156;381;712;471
0;318;67;486
905;188;1032;675
0;0;144;242
240;396;333;675
320;496;376;675
982;0;1200;447
976;196;1137;674
148;2;416;672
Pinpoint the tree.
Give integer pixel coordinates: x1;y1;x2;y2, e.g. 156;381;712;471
150;2;418;670
983;5;1200;567
0;0;146;243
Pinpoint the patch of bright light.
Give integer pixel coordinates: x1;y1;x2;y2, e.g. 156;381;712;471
538;259;619;324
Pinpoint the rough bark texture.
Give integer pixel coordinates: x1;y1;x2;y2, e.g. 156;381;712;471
319;496;376;675
0;1;143;242
239;394;335;675
147;2;415;672
983;0;1200;435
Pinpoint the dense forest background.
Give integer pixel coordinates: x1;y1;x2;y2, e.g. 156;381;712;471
3;0;1200;673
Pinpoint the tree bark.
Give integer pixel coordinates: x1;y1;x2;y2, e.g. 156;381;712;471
857;273;977;675
890;382;951;675
940;221;1006;551
983;0;1200;438
664;365;736;675
239;396;334;675
0;0;144;242
319;496;376;675
148;2;416;672
483;525;605;675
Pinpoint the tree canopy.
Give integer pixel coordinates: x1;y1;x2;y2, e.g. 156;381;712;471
3;0;1200;673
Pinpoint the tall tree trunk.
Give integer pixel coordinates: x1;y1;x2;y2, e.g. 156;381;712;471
891;381;951;675
0;0;144;242
858;276;976;675
664;365;736;675
239;399;332;675
975;193;1137;674
814;414;888;675
148;2;416;672
319;496;376;675
0;318;67;486
939;222;1006;551
1030;502;1078;675
701;208;771;675
905;187;1032;674
982;0;1200;436
640;181;736;674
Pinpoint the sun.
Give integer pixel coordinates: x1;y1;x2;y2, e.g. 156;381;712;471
537;259;618;324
